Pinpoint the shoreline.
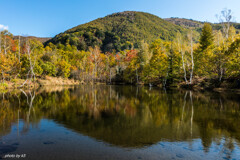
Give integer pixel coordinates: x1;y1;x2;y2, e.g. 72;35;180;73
0;77;240;94
0;76;82;90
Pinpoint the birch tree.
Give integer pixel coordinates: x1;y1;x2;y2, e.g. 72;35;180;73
217;9;233;39
177;32;188;83
89;46;102;82
188;31;194;84
176;31;195;84
20;39;41;87
215;9;234;81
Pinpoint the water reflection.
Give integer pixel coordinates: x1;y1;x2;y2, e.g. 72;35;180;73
0;85;240;159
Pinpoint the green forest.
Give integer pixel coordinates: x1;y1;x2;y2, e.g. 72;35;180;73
0;10;240;89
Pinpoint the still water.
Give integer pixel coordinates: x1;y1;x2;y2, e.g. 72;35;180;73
0;85;240;160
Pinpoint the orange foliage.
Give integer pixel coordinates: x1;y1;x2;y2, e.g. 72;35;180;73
124;50;138;62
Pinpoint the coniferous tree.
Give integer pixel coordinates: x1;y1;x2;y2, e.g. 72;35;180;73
199;23;214;51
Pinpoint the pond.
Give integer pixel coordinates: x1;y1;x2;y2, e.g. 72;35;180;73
0;85;240;160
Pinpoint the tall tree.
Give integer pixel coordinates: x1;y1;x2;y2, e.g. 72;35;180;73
217;8;233;39
199;23;214;51
188;30;194;84
138;40;152;68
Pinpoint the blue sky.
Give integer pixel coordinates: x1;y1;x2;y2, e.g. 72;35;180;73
0;0;239;37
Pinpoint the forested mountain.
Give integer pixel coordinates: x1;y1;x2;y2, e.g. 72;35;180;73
165;17;240;34
45;11;240;53
13;36;51;43
45;11;195;52
164;18;204;32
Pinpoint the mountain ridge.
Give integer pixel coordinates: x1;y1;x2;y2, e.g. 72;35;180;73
165;17;240;33
45;11;192;52
13;36;51;43
45;11;240;52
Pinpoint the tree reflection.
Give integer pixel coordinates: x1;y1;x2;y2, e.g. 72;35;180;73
20;89;36;132
0;85;240;155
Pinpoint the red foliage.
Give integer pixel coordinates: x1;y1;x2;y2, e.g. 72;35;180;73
115;54;121;61
21;43;28;54
124;50;138;62
11;39;17;52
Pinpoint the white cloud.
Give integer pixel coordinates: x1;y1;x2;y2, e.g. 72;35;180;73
0;24;9;31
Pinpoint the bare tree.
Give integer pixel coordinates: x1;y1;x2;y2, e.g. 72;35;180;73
217;8;233;39
27;40;36;82
20;40;37;87
216;9;234;81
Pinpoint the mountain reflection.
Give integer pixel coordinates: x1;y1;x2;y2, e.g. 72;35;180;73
0;85;240;153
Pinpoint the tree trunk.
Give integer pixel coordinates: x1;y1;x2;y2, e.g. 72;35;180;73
181;50;188;83
189;31;194;84
18;36;21;62
109;68;111;83
219;64;223;82
2;70;5;83
136;68;139;84
4;35;7;55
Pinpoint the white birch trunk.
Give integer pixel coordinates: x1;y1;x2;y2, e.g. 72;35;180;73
136;68;139;84
181;50;188;83
189;31;194;84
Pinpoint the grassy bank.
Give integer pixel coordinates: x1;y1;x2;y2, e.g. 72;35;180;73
0;76;81;90
0;76;240;94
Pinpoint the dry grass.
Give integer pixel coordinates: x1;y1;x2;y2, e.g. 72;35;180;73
0;76;80;90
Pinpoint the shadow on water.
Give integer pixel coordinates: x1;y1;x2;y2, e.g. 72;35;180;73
0;85;240;158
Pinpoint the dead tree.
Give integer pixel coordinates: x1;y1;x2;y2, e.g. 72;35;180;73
217;9;233;39
20;40;36;88
216;9;233;81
